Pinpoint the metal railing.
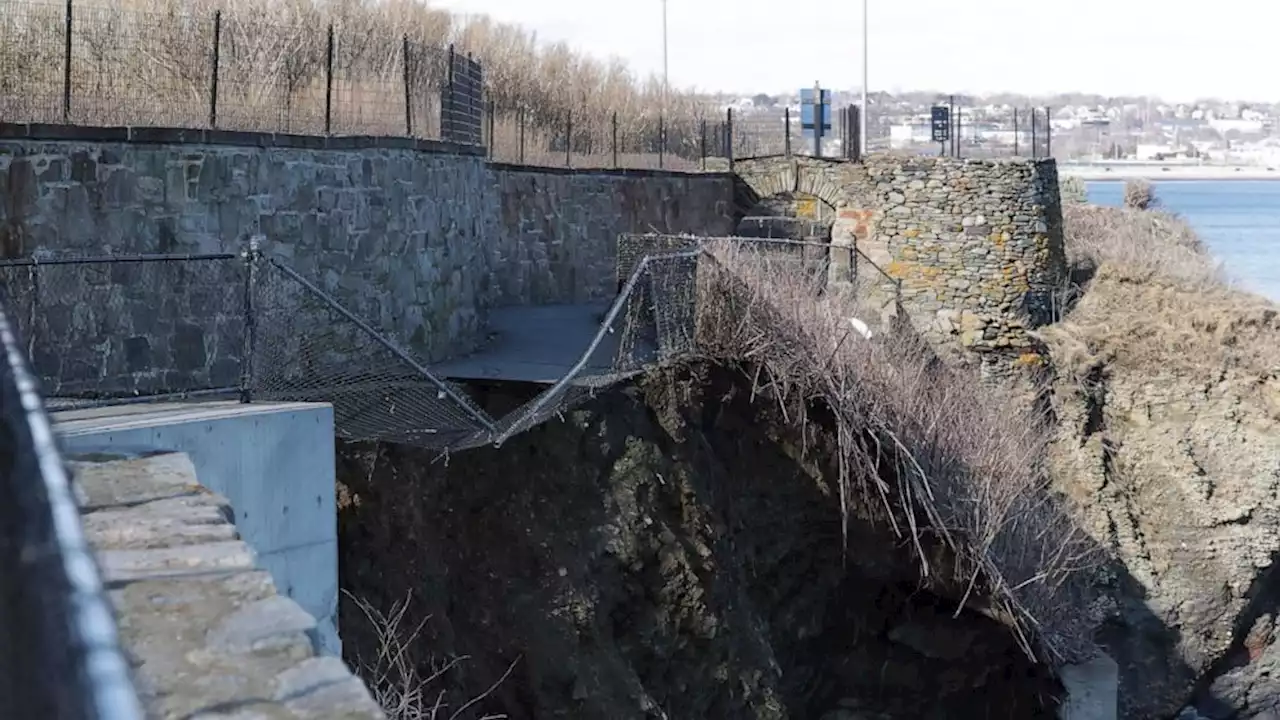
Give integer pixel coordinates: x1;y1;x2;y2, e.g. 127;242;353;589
0;297;144;719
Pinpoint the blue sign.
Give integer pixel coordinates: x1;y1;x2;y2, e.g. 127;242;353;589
800;88;832;131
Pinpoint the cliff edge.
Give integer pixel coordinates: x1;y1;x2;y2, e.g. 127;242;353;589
1041;202;1280;719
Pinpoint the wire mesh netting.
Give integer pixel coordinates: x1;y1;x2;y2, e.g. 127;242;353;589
0;238;864;451
249;257;494;448
0;255;246;403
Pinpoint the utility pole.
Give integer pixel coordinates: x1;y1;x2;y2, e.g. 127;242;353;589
860;0;868;154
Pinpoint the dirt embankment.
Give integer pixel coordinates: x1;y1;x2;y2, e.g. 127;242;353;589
335;365;1061;720
1040;203;1280;719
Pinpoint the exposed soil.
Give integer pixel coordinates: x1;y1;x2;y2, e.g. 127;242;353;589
335;363;1062;719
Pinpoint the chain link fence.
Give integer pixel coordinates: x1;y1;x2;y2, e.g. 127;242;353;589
0;234;896;452
0;0;483;142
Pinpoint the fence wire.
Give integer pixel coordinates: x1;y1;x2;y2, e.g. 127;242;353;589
249;257;494;449
0;237;872;452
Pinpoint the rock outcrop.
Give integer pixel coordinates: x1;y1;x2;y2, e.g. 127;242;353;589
1040;205;1280;719
336;369;1063;720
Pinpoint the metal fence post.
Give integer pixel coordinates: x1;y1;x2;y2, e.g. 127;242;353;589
518;107;526;164
239;236;261;404
402;35;412;136
324;24;334;134
62;0;72;123
1045;105;1052;158
443;44;454;141
726;107;734;172
785;107;791;157
209;10;221;129
658;115;664;170
1013;107;1019;157
565;111;571;168
1031;107;1038;159
699;119;706;171
486;100;495;159
611;111;618;168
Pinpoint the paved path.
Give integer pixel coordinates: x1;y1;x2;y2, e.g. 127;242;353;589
435;302;641;385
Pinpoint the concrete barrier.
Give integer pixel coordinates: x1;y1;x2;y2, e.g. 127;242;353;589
54;401;340;656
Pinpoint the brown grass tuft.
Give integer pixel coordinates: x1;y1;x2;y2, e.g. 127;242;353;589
694;240;1101;665
1040;204;1278;380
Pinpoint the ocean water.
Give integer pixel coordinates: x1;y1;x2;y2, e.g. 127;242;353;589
1085;180;1280;301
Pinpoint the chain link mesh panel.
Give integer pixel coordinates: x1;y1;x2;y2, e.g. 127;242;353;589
249;257;494;449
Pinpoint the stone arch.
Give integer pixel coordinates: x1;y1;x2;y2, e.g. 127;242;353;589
728;156;857;222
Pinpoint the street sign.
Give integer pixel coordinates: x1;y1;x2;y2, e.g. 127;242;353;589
800;88;832;132
931;106;951;142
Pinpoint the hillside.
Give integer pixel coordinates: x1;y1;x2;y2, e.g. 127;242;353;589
1041;201;1280;718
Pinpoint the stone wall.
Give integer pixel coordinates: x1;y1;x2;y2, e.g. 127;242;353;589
489;164;735;304
72;450;384;719
0;126;736;392
851;155;1067;351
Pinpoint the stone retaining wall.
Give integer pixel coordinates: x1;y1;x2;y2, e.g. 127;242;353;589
0;125;734;390
72;450;384;719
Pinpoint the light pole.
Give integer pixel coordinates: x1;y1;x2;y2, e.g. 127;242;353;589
860;0;868;154
860;0;870;154
662;0;669;112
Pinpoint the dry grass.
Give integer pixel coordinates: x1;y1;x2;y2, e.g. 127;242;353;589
1039;203;1279;379
0;0;726;165
694;240;1101;666
344;590;518;720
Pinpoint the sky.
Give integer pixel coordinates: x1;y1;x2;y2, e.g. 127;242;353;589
429;0;1279;102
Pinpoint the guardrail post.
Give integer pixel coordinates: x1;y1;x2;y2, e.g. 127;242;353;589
239;236;261;404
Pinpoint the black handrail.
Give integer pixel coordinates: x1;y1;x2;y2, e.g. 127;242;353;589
0;300;144;719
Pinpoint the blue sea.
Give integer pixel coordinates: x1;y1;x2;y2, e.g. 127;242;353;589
1085;181;1280;301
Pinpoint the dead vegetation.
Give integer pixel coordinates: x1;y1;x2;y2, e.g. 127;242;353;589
1039;201;1278;379
693;240;1101;666
344;590;518;720
0;0;712;164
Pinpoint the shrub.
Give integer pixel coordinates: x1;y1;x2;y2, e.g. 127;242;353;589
1059;175;1088;205
1122;178;1157;210
694;240;1101;665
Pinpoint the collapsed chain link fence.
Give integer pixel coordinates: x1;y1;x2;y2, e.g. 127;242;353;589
0;235;884;451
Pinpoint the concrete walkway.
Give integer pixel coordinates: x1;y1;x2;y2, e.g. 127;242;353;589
435;302;644;385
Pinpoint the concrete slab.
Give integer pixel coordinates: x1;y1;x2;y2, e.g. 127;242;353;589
435;302;647;384
53;400;342;657
1058;652;1119;720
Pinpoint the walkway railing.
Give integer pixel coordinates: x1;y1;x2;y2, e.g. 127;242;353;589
0;297;143;719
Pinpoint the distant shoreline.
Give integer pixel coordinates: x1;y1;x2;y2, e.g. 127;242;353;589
1060;164;1280;182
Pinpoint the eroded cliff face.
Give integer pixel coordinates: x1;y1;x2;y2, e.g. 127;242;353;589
335;365;1060;720
1042;265;1280;719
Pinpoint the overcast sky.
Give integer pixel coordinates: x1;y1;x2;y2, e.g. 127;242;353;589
430;0;1275;102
